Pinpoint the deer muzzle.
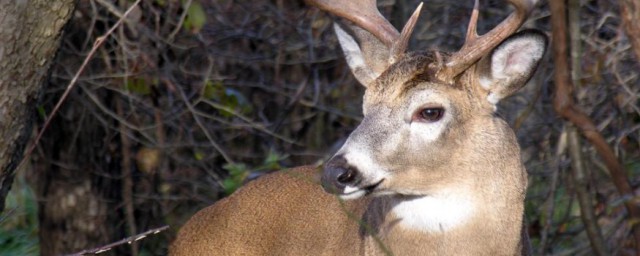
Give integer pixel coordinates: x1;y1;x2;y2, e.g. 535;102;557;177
322;155;362;195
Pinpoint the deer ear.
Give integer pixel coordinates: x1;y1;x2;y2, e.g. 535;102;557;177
477;30;547;105
334;22;390;87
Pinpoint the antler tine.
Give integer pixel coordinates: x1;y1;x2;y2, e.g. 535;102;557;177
305;0;399;47
390;3;424;63
436;0;536;82
465;0;480;42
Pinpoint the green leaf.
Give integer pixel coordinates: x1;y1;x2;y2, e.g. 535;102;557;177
223;163;247;176
222;163;249;195
263;151;286;170
222;179;240;196
203;80;222;100
36;106;46;120
183;1;206;34
125;77;151;95
202;81;253;118
193;151;204;161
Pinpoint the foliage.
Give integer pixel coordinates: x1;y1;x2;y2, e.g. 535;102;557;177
0;176;39;255
222;151;287;195
182;0;207;33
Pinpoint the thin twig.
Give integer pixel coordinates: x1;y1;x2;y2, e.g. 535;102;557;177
198;99;298;144
116;97;138;256
18;0;143;171
568;124;608;255
168;0;193;41
168;78;234;164
538;129;567;255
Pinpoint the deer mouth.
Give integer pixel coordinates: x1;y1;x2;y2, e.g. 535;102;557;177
339;179;384;200
364;179;385;195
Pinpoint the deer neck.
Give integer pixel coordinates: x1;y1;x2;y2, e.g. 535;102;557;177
361;173;524;254
388;188;476;234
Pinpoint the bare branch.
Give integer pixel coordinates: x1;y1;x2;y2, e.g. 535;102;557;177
567;124;607;255
620;0;640;63
64;225;169;256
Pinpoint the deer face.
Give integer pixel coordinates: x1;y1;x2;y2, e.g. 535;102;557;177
321;23;547;199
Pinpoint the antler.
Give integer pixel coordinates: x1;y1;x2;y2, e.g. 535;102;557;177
305;0;422;60
436;0;536;82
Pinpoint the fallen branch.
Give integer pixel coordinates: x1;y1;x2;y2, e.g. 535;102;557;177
64;225;169;256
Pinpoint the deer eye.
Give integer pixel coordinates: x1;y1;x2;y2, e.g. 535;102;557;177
415;107;445;122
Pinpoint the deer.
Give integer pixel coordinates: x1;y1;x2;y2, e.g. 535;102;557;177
170;0;547;255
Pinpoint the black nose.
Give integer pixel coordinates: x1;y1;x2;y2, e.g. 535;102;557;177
322;155;360;194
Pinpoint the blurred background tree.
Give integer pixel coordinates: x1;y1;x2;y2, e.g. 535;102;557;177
0;0;638;255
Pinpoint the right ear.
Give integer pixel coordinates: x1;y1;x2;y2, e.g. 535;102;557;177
334;22;389;87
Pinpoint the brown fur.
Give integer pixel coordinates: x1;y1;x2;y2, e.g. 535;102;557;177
170;167;370;255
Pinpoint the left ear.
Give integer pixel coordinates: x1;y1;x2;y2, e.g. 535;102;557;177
477;29;548;105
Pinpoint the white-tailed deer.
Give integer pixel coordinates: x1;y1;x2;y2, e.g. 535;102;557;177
170;0;547;255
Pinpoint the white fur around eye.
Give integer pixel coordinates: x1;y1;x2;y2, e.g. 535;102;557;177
411;115;450;142
407;90;452;143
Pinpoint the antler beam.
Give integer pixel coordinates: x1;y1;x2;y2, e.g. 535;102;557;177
305;0;422;58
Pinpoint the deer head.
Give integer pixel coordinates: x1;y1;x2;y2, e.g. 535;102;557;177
306;0;547;200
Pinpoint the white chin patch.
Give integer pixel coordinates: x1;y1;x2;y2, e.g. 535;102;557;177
339;186;366;200
343;185;359;194
391;192;474;233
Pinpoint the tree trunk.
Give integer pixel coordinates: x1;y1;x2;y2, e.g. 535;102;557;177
0;0;76;213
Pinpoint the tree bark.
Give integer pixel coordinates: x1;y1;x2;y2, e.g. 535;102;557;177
0;0;76;213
